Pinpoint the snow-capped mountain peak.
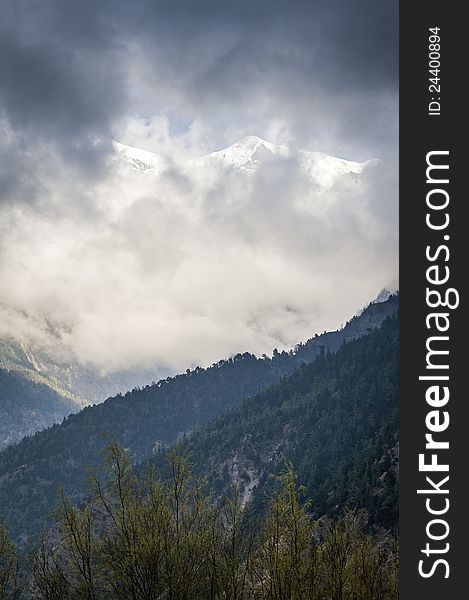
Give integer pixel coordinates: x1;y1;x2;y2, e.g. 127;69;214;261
198;135;288;172
113;141;166;173
299;151;379;191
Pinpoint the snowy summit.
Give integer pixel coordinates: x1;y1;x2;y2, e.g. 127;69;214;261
113;135;379;191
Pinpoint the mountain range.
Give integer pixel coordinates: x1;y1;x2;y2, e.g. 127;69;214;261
0;294;398;546
114;135;379;191
0;337;167;448
0;135;384;451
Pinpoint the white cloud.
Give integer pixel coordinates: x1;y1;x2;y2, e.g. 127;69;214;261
0;126;397;373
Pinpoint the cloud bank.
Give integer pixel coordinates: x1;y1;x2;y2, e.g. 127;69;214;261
0;0;398;373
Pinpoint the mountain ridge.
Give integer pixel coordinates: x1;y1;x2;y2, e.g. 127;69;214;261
114;135;379;191
0;368;78;450
0;336;166;406
156;312;399;528
0;295;398;545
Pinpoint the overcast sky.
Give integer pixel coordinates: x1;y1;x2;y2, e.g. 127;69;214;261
0;0;398;373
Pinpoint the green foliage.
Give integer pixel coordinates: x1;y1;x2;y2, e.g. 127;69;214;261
252;466;318;599
0;519;19;599
21;445;398;600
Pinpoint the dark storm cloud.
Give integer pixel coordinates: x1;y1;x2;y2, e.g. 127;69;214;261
1;4;123;131
0;0;397;157
124;0;397;158
0;0;128;205
144;0;398;90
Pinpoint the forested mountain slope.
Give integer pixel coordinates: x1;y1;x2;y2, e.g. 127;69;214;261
170;314;399;529
0;369;78;449
0;296;397;544
0;337;164;406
